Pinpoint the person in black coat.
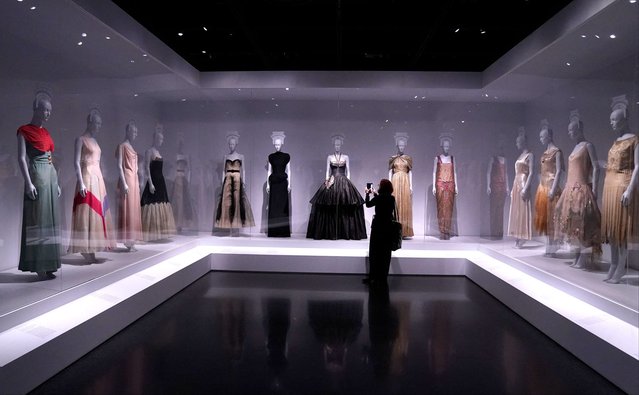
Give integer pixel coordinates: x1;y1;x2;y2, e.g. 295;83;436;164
363;179;396;285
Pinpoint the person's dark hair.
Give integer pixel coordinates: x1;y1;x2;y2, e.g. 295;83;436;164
378;179;393;195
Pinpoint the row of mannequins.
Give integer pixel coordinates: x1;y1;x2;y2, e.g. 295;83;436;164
16;93;181;280
497;99;637;285
14;93;637;285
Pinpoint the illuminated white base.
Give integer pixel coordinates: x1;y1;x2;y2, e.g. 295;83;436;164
0;236;637;394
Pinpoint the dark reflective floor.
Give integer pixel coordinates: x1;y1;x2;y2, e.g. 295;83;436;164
31;273;623;395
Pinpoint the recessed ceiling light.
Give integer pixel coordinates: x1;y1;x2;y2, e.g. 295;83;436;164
130;60;135;63
421;96;426;99
566;62;571;66
480;29;486;34
142;53;147;57
414;95;418;99
77;41;83;46
581;34;587;38
17;0;24;2
610;34;616;39
178;32;183;37
133;93;138;97
285;87;289;91
630;0;637;4
385;119;389;123
201;50;206;54
203;26;208;31
105;36;111;40
181;98;187;102
461;120;465;123
595;34;600;39
484;93;489;97
454;28;460;33
275;104;279;107
271;97;275;100
30;6;36;10
81;33;87;37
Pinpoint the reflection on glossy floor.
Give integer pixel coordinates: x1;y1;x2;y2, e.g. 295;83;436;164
31;273;623;395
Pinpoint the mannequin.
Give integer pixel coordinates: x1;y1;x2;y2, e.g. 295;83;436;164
432;135;458;240
601;96;638;284
116;121;142;251
68;108;116;262
533;120;564;256
507;129;534;248
171;137;195;233
486;138;509;239
389;132;413;238
141;124;176;241
555;111;601;269
16;92;61;279
306;134;366;240
214;132;255;234
266;131;291;237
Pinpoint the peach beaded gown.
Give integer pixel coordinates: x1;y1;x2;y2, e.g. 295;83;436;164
554;144;601;250
601;135;639;247
116;143;142;245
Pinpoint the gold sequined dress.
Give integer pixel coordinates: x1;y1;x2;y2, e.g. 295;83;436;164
389;154;413;237
534;147;562;238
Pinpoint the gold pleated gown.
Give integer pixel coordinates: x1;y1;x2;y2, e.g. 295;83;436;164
534;148;562;238
389;155;413;237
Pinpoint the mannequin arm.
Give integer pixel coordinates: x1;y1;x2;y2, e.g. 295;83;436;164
266;162;272;193
486;156;494;195
74;137;87;197
145;149;155;194
17;134;37;200
622;142;639;206
585;142;599;198
432;157;437;196
240;154;246;182
286;162;291;191
325;155;331;180
117;144;128;194
221;155;226;182
522;153;534;200
345;155;350;179
549;150;563;198
505;159;510;193
408;169;413;194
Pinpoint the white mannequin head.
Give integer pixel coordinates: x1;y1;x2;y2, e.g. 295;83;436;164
331;134;345;153
227;133;240;153
539;128;553;146
610;109;628;135
394;132;409;154
86;108;102;134
568;120;583;140
153;129;164;147
32;92;52;124
441;139;451;155
439;133;453;155
271;131;286;152
125;121;138;142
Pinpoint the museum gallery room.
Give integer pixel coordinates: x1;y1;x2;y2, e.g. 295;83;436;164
0;0;638;394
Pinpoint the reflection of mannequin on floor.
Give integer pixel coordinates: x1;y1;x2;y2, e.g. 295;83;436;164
486;138;509;239
266;131;291;237
507;128;533;248
601;96;638;284
214;132;255;235
555;111;601;269
68;108;116;262
432;134;458;240
116;121;142;251
389;132;413;238
262;298;291;392
533;120;564;256
16;91;61;279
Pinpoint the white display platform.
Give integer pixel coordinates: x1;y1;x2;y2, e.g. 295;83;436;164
0;234;637;394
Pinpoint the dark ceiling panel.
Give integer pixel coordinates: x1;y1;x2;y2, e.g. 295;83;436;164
112;0;573;72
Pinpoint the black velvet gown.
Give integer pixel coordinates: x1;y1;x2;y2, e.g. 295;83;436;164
267;151;291;237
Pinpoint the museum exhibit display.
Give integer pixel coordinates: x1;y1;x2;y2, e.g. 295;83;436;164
266;131;291;237
116;120;142;251
432;134;458;240
555;111;602;269
214;132;255;232
141;124;176;241
0;0;637;393
16;92;62;279
306;134;367;240
68;108;116;262
601;95;639;284
533;119;564;256
389;132;414;238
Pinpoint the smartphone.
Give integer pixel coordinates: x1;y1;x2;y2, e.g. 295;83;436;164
366;182;373;189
